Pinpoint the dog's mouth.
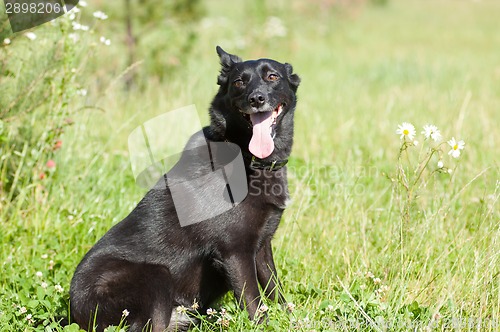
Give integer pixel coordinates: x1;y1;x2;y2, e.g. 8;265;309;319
240;104;284;159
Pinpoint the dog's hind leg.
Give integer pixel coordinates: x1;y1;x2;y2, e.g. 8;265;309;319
72;258;174;332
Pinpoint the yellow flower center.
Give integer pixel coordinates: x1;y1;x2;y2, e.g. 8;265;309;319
453;144;458;150
403;129;409;135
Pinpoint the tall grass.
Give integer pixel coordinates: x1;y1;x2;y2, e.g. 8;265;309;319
1;0;499;331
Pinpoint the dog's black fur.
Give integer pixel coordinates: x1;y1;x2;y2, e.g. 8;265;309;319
69;46;300;332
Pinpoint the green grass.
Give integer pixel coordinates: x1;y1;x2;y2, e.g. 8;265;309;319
1;0;499;330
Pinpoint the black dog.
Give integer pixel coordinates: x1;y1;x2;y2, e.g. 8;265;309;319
69;46;300;332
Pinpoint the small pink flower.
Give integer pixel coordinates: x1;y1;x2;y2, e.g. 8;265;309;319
39;172;46;180
54;140;63;150
46;160;56;169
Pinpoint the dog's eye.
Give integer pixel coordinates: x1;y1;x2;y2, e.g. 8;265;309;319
268;73;279;81
233;79;245;88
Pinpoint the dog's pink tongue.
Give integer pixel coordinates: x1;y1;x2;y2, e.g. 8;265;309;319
249;112;274;159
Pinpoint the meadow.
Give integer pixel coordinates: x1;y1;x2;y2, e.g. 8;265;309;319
0;0;499;330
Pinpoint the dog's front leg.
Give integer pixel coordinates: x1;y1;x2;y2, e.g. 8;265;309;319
224;253;263;321
256;240;286;304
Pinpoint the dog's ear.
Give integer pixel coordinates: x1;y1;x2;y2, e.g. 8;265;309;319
216;46;242;85
285;63;301;92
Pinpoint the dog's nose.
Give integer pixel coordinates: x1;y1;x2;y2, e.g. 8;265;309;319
248;92;266;108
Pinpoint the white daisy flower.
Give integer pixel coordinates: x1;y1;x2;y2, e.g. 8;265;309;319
447;137;465;158
93;11;108;20
206;308;216;316
24;32;37;40
422;124;442;142
396;122;416;141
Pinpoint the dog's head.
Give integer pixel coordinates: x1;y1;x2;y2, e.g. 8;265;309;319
211;46;300;160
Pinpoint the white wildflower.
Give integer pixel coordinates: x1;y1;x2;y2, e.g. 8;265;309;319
93;11;108;20
396;122;416;141
99;36;111;46
264;16;287;38
216;317;230;327
72;22;89;31
257;304;268;313
68;33;79;43
78;0;87;7
3;38;11;45
437;160;444;168
76;88;87;96
54;284;64;293
176;305;187;314
26;313;34;324
122;309;129;317
422;124;442;142
447;137;465;158
36;271;43;278
24;32;37;40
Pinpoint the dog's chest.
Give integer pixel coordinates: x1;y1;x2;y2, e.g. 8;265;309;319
247;168;289;209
